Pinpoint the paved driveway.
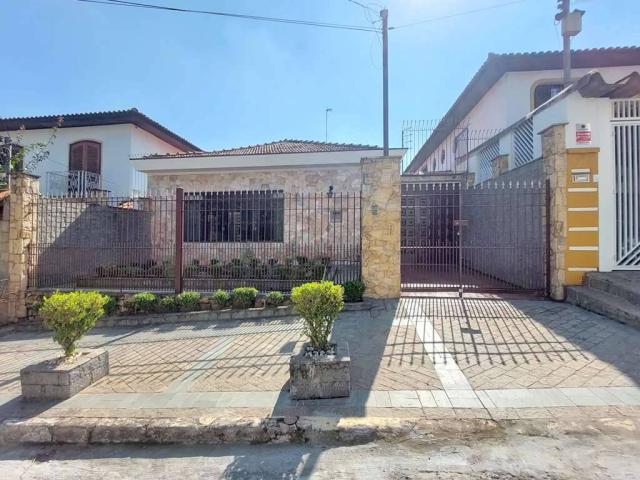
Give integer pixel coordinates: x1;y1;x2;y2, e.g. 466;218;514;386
0;297;639;413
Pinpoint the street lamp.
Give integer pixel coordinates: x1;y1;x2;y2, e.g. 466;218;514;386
325;108;333;142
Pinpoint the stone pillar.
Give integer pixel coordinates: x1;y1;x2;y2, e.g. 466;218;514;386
491;154;509;178
540;124;568;300
360;156;401;299
2;174;39;323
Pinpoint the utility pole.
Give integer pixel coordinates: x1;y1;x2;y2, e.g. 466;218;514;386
381;8;389;156
556;0;585;87
325;107;332;142
557;0;571;86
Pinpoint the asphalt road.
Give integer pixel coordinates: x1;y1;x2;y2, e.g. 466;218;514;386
2;428;639;480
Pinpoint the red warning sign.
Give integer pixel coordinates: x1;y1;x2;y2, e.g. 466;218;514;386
576;123;592;144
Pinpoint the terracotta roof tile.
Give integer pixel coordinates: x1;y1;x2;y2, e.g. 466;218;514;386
0;108;200;152
138;139;380;159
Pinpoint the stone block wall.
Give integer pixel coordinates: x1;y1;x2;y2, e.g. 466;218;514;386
361;156;401;299
0;195;10;321
1;174;39;323
541;124;568;300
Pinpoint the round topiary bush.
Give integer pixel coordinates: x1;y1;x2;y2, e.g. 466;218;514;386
265;291;285;307
231;287;258;309
176;291;201;311
290;281;344;350
131;292;158;313
38;290;109;357
211;289;232;309
342;280;366;303
158;295;179;313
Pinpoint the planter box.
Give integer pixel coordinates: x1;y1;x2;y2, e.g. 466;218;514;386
20;349;109;401
289;343;350;400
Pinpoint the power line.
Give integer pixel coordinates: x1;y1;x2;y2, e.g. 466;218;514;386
390;0;526;30
75;0;381;32
346;0;377;14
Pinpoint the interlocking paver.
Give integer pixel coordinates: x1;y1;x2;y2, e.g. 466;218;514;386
0;311;442;395
404;297;640;390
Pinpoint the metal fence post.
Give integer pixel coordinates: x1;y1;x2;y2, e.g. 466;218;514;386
175;187;184;294
545;179;551;297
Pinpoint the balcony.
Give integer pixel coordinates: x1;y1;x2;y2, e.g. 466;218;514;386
45;170;110;197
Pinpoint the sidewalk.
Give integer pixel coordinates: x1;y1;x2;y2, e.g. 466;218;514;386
1;297;640;444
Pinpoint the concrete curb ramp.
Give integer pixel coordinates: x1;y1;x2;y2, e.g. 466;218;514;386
1;415;637;446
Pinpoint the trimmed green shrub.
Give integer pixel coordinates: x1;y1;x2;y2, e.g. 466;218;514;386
103;295;118;315
38;291;108;357
211;290;231;309
158;295;179;313
231;287;258;309
342;280;366;303
291;281;344;349
265;291;285;307
131;292;158;313
176;291;201;311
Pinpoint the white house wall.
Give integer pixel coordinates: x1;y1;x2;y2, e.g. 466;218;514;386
3;124;133;195
129;125;186;196
2;123;187;196
419;65;639;173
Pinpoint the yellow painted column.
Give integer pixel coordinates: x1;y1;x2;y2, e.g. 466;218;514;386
565;148;600;285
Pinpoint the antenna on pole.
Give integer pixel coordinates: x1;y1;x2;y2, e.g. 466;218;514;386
325;108;333;142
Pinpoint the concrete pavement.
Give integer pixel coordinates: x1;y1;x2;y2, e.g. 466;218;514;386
1;297;640;445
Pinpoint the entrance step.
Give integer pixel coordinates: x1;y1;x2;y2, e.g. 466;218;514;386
585;272;640;305
566;285;640;329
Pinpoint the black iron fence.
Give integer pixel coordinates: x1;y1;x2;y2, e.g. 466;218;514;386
401;119;502;174
28;190;362;293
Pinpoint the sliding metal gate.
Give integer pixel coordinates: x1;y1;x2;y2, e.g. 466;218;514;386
401;180;548;294
612;99;640;268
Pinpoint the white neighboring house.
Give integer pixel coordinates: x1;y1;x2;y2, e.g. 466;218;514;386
0;109;199;196
405;47;640;175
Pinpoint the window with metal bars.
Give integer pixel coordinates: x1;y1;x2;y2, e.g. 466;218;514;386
183;191;284;242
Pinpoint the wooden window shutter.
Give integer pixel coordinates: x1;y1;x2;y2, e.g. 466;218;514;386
69;143;84;170
69;141;101;173
85;143;100;173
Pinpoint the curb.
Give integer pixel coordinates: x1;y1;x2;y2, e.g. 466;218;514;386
2;413;635;447
0;415;503;446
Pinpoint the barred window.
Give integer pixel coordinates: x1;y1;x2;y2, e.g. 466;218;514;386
184;191;284;242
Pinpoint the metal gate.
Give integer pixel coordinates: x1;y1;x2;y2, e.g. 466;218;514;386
401;179;548;294
612;99;640;268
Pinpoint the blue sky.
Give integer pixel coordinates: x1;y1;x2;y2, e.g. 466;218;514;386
4;0;639;150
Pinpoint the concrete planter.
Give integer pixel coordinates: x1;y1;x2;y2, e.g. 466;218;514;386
289;343;350;400
20;349;109;401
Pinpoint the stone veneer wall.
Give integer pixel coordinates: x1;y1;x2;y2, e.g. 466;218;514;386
0;195;10;321
1;174;38;323
147;166;363;266
541;124;568;300
361;156;401;299
147;166;362;195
